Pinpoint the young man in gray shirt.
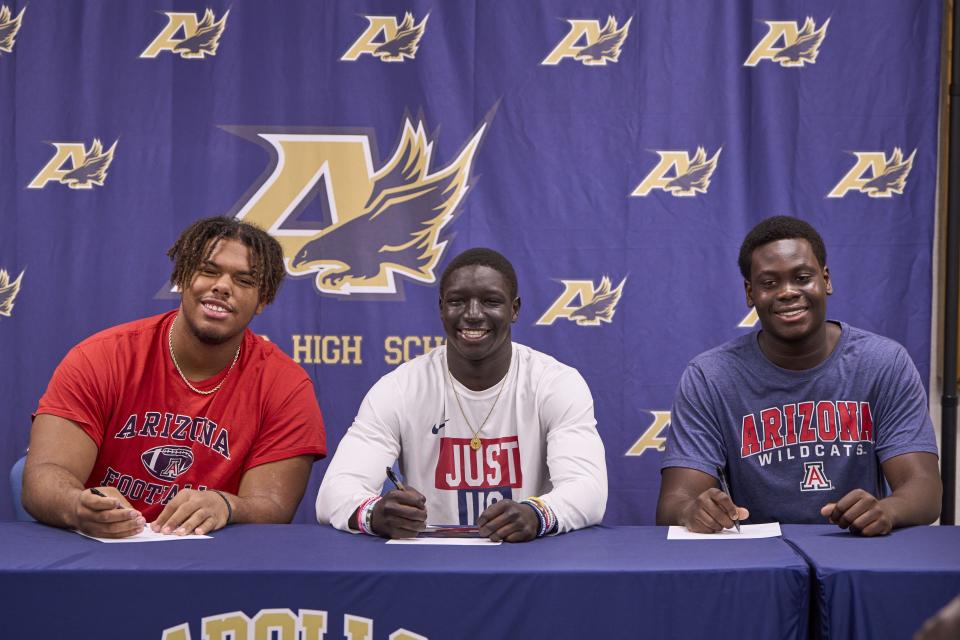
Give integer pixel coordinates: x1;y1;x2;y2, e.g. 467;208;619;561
657;216;940;535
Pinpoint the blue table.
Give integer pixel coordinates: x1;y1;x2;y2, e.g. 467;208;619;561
782;524;960;640
0;523;809;640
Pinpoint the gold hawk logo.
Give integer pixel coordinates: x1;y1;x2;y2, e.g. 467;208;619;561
27;138;118;189
626;411;671;457
0;268;24;317
744;16;830;67
536;276;627;326
224;116;488;297
542;15;632;66
341;12;429;62
140;8;229;59
0;4;25;54
828;147;917;198
631;147;721;197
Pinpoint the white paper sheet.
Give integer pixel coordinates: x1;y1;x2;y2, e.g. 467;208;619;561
385;537;501;546
74;528;212;543
667;522;782;540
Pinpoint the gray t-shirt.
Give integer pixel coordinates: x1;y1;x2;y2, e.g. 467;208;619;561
661;322;938;524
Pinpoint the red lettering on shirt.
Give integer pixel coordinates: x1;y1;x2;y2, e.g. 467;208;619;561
860;402;874;442
783;403;798;446
797;402;816;443
435;437;522;490
740;399;875;461
741;414;761;457
836;401;860;442
760;407;783;451
816;401;838;442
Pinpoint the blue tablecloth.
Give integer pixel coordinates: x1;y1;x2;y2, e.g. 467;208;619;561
0;523;809;640
782;524;960;640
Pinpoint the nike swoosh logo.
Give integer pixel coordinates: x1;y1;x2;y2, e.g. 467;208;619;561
431;419;449;435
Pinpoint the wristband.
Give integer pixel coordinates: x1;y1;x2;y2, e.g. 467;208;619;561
355;496;381;536
522;496;558;537
521;499;547;537
210;489;232;524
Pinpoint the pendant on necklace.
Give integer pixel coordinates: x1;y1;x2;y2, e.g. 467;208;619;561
470;436;482;450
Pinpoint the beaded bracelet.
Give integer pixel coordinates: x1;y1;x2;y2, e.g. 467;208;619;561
544;505;558;534
523;496;558;536
210;489;232;524
521;499;547;537
537;499;554;535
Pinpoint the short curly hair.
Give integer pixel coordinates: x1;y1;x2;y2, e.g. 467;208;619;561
738;216;827;280
440;247;518;299
167;216;286;305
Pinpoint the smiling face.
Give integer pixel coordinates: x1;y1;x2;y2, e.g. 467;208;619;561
440;264;520;374
745;238;832;350
179;237;265;346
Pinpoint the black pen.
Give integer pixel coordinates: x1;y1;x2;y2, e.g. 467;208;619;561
385;466;406;491
715;465;741;533
90;487;123;510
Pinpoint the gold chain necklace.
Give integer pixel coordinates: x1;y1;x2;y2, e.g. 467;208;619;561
445;356;510;450
168;314;241;396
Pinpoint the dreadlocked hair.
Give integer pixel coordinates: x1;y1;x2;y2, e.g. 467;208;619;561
167;216;286;306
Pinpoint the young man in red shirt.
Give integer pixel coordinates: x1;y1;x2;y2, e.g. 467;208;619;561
24;216;326;538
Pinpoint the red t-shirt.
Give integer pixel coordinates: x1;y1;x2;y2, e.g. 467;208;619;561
36;311;326;519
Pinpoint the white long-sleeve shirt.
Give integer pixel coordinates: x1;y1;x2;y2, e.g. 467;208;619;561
316;343;607;533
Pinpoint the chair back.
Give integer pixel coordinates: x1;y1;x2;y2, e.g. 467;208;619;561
10;456;35;522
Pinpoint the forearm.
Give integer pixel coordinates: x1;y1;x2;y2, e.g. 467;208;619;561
228;491;300;524
346;506;362;531
316;424;397;531
22;462;86;529
316;472;371;530
876;452;942;529
880;477;942;528
542;466;607;532
541;395;608;532
655;489;695;526
656;466;729;527
316;481;380;532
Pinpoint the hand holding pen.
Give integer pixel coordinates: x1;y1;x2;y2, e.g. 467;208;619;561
76;486;145;538
677;468;750;534
385;467;406;491
373;466;427;539
715;466;741;533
